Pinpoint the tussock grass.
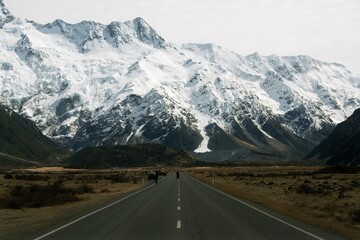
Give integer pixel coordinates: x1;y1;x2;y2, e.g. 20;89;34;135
0;180;95;209
0;168;149;240
0;169;146;210
189;166;360;239
349;208;360;223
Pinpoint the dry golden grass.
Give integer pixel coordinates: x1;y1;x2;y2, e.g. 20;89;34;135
188;166;360;240
0;168;149;239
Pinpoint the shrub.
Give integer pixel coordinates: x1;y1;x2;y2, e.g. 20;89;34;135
2;197;24;209
100;188;110;193
77;184;94;194
1;181;81;209
132;177;139;184
267;181;275;186
296;183;317;194
3;174;13;179
10;185;26;197
349;208;360;223
315;166;360;175
105;174;129;183
228;172;255;177
14;174;50;181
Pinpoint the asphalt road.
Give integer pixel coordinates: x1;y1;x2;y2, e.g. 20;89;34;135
33;173;346;240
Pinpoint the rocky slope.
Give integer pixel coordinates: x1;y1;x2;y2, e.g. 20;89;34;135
1;0;359;161
306;108;360;166
0;104;57;162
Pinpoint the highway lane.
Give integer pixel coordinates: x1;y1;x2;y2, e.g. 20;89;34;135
33;173;345;240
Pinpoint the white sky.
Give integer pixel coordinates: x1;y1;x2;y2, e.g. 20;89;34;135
4;0;360;74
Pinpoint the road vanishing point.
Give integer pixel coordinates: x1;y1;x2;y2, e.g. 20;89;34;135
33;173;345;240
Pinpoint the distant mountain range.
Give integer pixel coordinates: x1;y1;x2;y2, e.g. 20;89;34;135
2;102;358;168
306;108;360;166
1;0;360;161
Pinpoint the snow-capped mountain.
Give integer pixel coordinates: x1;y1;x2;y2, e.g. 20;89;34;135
1;1;359;160
0;0;13;28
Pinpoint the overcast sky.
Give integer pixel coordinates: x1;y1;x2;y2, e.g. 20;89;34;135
5;0;360;74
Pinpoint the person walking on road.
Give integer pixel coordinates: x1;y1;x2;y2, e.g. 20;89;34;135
176;171;180;179
155;171;159;184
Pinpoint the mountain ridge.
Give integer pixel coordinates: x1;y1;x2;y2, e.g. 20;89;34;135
0;0;14;28
306;108;360;166
0;104;57;162
1;1;359;161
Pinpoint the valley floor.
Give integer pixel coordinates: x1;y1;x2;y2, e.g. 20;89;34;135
188;166;360;240
0;168;149;240
1;166;359;239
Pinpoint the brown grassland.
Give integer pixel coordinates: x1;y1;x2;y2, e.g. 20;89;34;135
1;166;359;239
188;166;360;240
0;167;152;240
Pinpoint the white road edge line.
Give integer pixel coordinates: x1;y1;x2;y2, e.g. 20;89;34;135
33;184;155;240
192;177;325;240
177;220;181;229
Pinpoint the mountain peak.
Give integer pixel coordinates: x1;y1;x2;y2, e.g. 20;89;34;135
132;17;148;26
130;17;166;48
246;52;263;60
0;0;15;28
39;16;166;50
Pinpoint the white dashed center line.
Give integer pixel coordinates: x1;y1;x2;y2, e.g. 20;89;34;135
177;220;181;229
177;176;181;229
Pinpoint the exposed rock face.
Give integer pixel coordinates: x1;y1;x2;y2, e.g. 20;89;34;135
0;0;14;28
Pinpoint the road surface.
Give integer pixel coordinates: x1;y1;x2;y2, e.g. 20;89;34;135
33;173;345;240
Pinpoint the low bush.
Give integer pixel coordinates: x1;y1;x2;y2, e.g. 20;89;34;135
315;166;360;175
105;174;130;183
14;174;50;181
76;184;94;194
3;173;13;179
0;181;91;209
296;183;318;194
132;176;144;184
349;208;360;223
227;172;255;177
100;188;110;193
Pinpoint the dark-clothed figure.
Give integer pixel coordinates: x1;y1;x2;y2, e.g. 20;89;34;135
155;172;159;184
